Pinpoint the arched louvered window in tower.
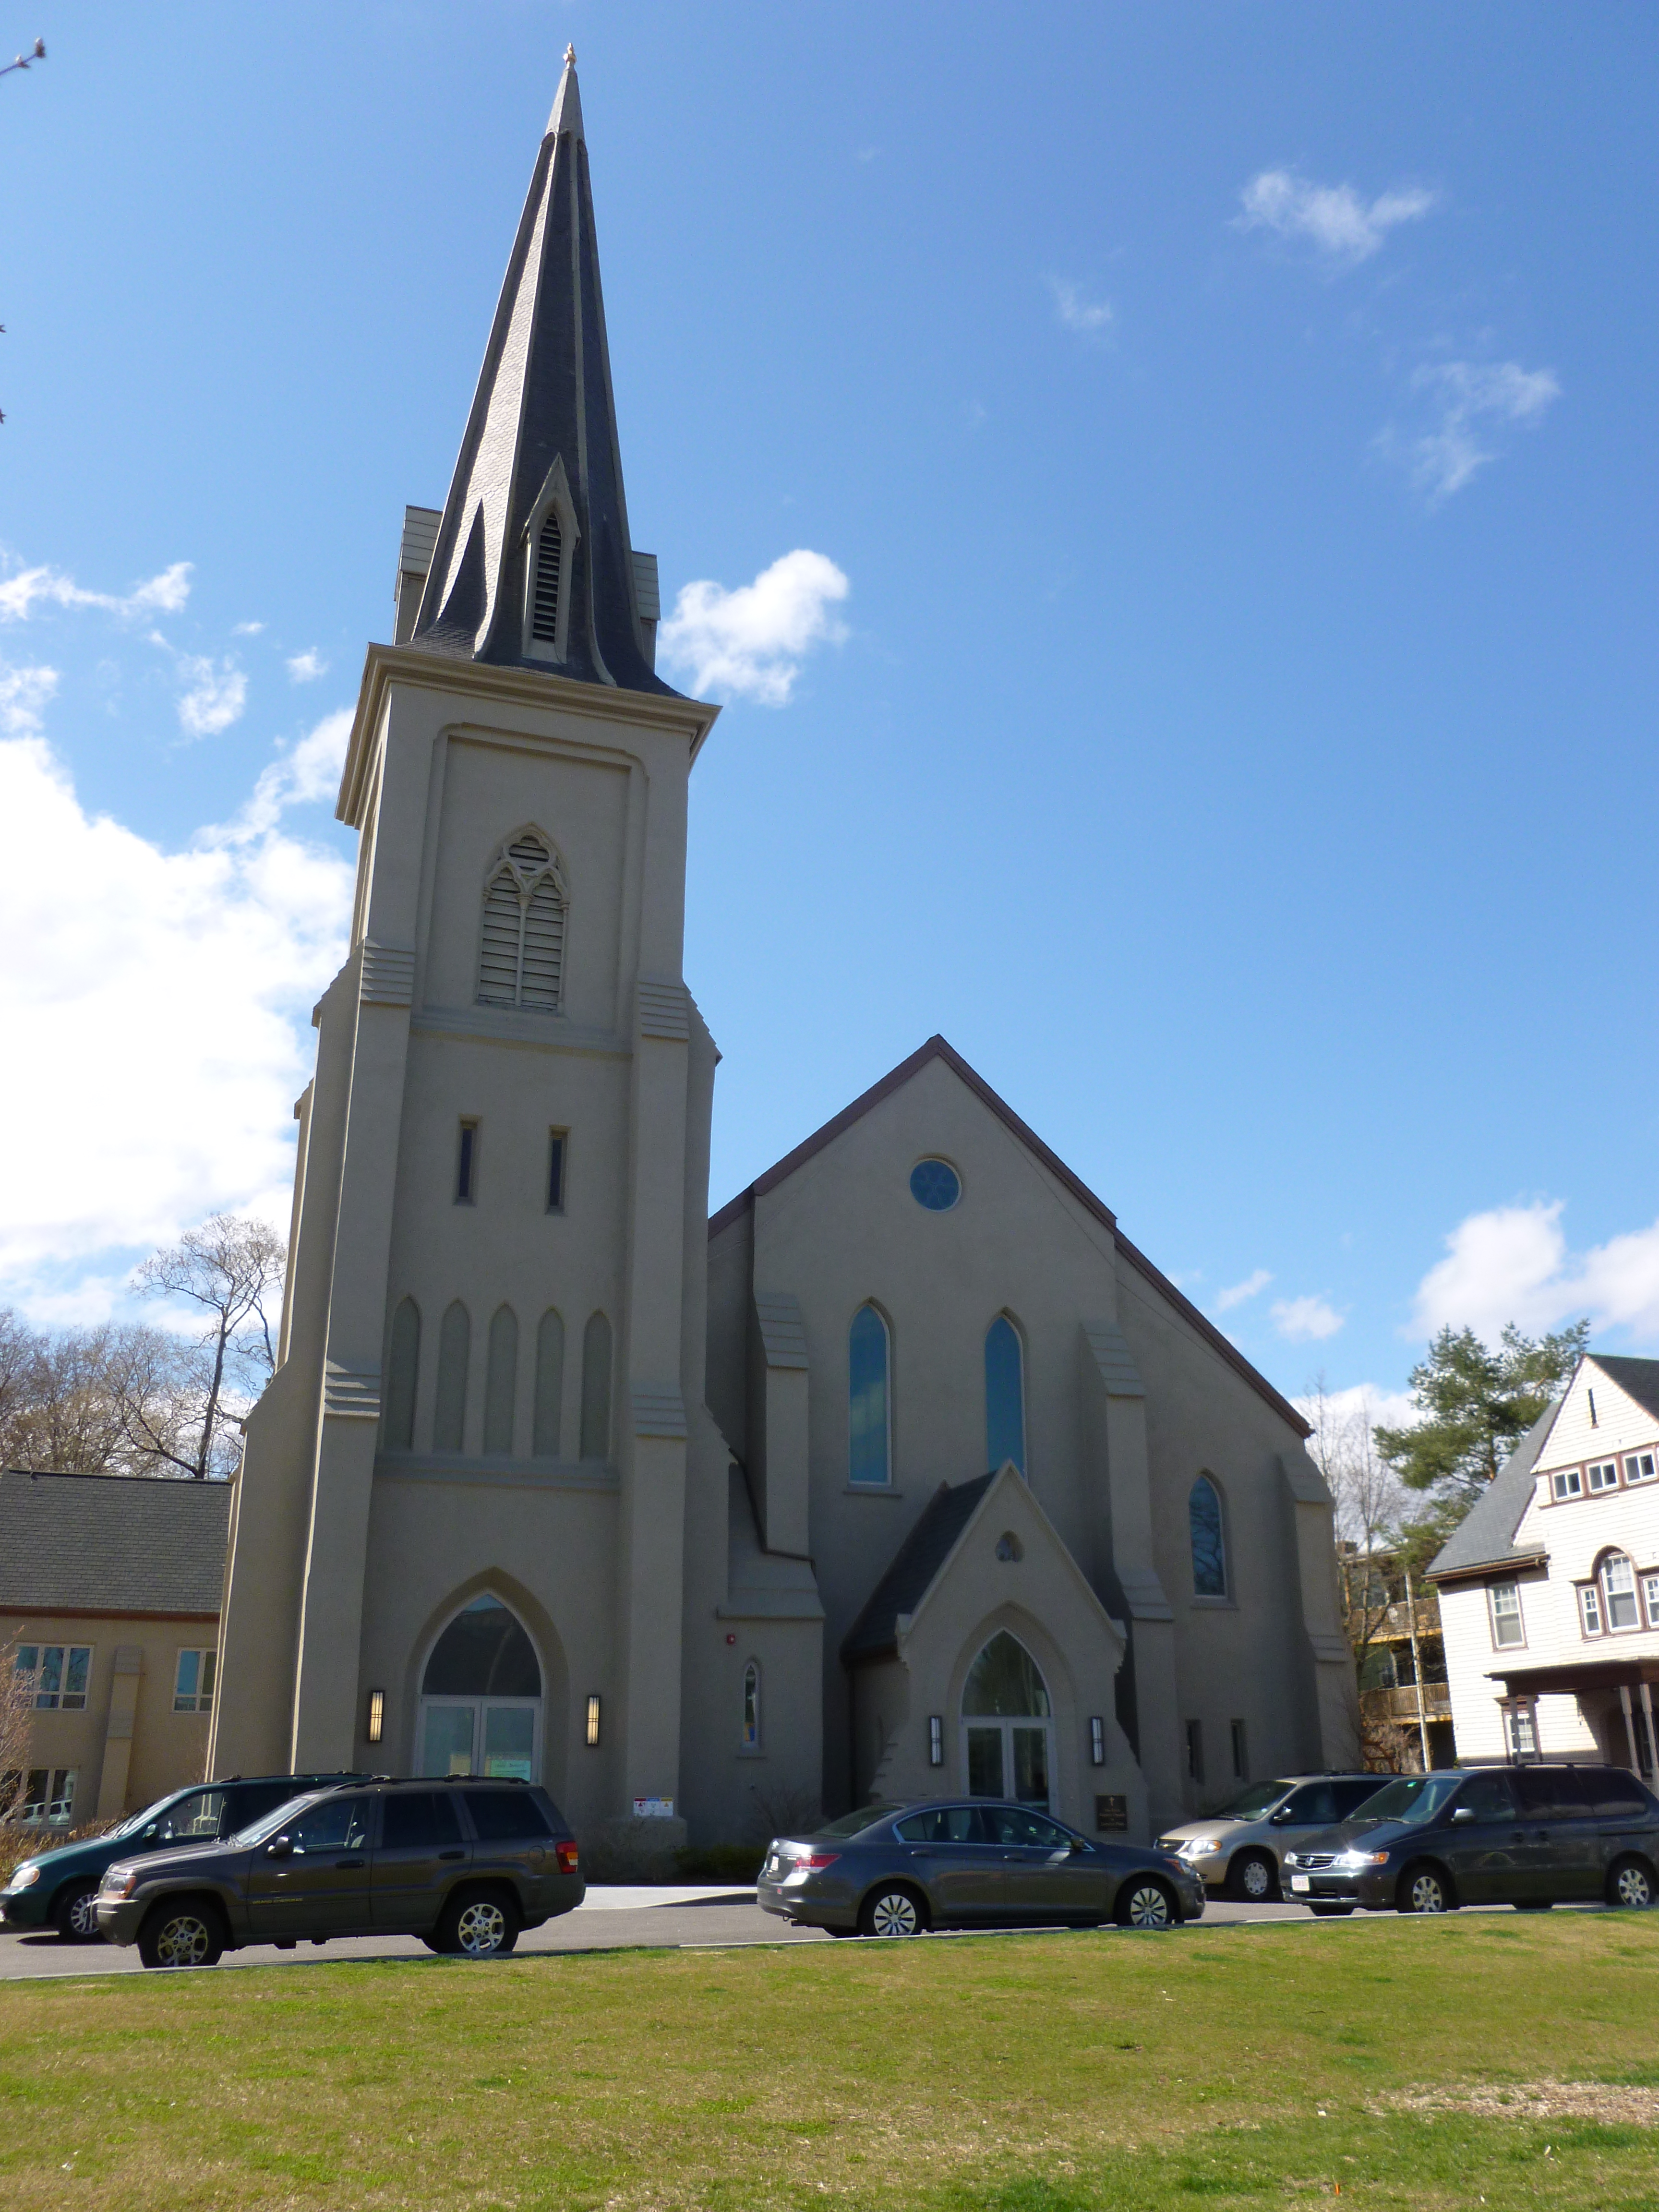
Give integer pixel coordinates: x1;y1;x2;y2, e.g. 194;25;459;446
478;830;567;1012
530;511;562;646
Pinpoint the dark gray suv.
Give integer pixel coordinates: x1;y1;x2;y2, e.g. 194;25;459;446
96;1778;583;1967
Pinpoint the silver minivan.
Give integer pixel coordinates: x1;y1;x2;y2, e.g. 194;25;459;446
1156;1773;1383;1900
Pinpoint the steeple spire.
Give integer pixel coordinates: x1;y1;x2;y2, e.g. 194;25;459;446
412;48;670;692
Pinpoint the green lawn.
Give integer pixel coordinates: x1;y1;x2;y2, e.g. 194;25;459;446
1;1915;1656;2210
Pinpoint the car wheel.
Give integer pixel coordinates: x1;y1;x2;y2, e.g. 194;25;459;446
1228;1850;1279;1903
1117;1878;1179;1930
435;1888;519;1959
54;1885;102;1942
1309;1903;1354;1917
1396;1863;1453;1915
857;1885;927;1938
137;1900;225;1970
1608;1856;1656;1911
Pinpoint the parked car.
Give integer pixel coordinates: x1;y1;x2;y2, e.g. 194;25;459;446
1;1772;363;1941
757;1799;1205;1936
95;1776;583;1968
1155;1773;1383;1900
1281;1763;1659;1915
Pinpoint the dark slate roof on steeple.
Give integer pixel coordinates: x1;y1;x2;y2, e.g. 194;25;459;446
411;50;676;695
841;1475;996;1664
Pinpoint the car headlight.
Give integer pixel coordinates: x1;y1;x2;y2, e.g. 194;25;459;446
1182;1837;1220;1857
100;1866;139;1899
7;1862;41;1890
1335;1849;1390;1869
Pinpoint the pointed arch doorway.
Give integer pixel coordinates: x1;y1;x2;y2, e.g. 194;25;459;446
962;1630;1054;1809
418;1594;543;1780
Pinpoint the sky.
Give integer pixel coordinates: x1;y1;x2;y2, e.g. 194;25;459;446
1;3;1655;1424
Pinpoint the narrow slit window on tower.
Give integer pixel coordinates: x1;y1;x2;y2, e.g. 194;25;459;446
531;510;563;645
456;1119;479;1203
547;1130;567;1213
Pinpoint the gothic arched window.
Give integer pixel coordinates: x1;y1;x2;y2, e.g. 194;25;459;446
434;1300;471;1454
985;1314;1026;1474
478;829;567;1013
579;1310;613;1461
533;1308;565;1457
483;1304;518;1455
848;1304;891;1487
1190;1474;1227;1598
385;1297;421;1451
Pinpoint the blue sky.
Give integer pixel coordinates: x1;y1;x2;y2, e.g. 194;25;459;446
1;3;1655;1418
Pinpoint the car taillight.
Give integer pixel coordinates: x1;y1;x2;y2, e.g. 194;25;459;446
795;1851;840;1870
556;1840;579;1874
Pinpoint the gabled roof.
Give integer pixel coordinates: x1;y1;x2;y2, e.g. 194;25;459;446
1584;1354;1659;1429
711;1034;1311;1438
0;1468;231;1617
1425;1405;1555;1582
841;1473;995;1664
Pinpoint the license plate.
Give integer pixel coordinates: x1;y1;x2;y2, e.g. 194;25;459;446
1290;1875;1310;1893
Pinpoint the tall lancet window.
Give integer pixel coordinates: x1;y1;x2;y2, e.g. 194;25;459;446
478;830;568;1012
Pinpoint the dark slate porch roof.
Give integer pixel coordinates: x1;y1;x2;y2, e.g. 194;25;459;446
841;1474;995;1665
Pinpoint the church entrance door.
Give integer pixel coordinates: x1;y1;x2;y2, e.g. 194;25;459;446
417;1595;543;1781
962;1632;1054;1811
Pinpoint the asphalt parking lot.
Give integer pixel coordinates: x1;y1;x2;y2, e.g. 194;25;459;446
0;1884;1330;1980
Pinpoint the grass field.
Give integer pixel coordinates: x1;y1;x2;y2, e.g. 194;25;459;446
1;1914;1657;2210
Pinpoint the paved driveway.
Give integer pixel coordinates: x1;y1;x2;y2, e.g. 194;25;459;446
0;1885;1323;1982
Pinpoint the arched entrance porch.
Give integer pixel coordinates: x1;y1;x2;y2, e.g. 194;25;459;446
418;1593;543;1780
962;1630;1053;1809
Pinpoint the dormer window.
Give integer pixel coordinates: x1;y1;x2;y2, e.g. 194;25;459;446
521;456;579;662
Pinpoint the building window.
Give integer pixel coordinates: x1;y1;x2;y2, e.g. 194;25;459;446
1488;1582;1525;1649
17;1644;91;1711
909;1158;961;1211
1587;1460;1620;1494
1230;1719;1249;1780
174;1649;216;1713
1185;1719;1204;1784
18;1768;77;1827
1551;1467;1582;1501
579;1311;612;1460
478;830;567;1013
985;1315;1026;1475
455;1118;479;1203
533;1308;565;1457
1089;1715;1106;1767
741;1661;761;1751
546;1130;567;1213
995;1531;1024;1562
1601;1552;1640;1631
1189;1475;1227;1599
847;1304;891;1487
483;1304;518;1455
434;1300;471;1453
1505;1702;1539;1759
385;1297;421;1451
1624;1451;1657;1486
1580;1581;1603;1636
1640;1571;1659;1627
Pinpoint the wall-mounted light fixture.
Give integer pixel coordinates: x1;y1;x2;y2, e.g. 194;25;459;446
1089;1715;1105;1767
928;1714;944;1767
586;1694;601;1747
367;1689;385;1744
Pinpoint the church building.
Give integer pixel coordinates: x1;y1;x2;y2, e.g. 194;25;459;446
209;53;1357;1856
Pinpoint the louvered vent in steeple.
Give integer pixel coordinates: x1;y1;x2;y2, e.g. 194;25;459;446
478;830;567;1012
530;514;562;646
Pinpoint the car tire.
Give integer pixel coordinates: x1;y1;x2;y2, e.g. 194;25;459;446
857;1885;928;1938
827;1925;862;1938
1116;1877;1179;1931
137;1899;226;1970
1309;1903;1354;1917
1227;1851;1279;1903
1607;1856;1657;1911
53;1885;102;1942
1396;1863;1454;1915
1515;1899;1553;1912
433;1887;519;1959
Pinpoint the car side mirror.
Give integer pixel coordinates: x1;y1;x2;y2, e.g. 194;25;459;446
1269;1810;1292;1825
141;1824;158;1840
266;1836;294;1859
1070;1837;1087;1854
1450;1806;1475;1823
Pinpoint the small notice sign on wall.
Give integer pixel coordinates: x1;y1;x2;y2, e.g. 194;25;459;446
633;1796;676;1820
1094;1793;1128;1833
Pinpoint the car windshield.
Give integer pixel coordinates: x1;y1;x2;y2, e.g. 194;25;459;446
1349;1774;1462;1826
228;1791;325;1847
1210;1781;1294;1822
108;1791;186;1840
812;1804;898;1839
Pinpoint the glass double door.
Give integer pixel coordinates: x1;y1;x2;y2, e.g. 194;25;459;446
419;1697;539;1781
965;1719;1052;1809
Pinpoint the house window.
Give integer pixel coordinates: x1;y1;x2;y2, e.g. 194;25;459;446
1643;1572;1659;1629
741;1661;760;1751
579;1312;613;1461
1601;1552;1640;1631
1580;1581;1603;1636
174;1649;216;1713
1551;1467;1582;1501
530;510;563;646
984;1315;1026;1475
18;1768;77;1826
1587;1460;1620;1494
478;830;567;1012
546;1130;567;1213
17;1644;91;1711
1190;1475;1227;1598
456;1119;479;1202
1488;1582;1525;1649
1185;1719;1204;1784
1230;1719;1249;1780
1505;1702;1539;1760
847;1304;891;1487
1624;1452;1657;1486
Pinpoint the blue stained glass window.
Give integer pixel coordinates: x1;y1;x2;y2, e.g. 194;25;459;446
909;1159;961;1211
848;1304;890;1486
985;1315;1025;1474
1190;1475;1227;1597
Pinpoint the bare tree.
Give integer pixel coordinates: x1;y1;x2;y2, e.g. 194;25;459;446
1306;1376;1409;1699
0;1627;35;1826
134;1215;287;1479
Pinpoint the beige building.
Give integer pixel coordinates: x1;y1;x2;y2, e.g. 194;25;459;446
209;54;1357;1854
1;1470;229;1826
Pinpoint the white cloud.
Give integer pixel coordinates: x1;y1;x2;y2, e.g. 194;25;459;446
0;560;192;624
287;649;329;683
1291;1380;1418;1436
1215;1268;1273;1312
658;549;850;706
213;708;353;845
232;620;265;637
1272;1294;1346;1342
175;653;248;738
1411;1199;1659;1346
1237;169;1435;266
0;657;59;736
1396;360;1561;502
1047;277;1113;338
0;730;352;1311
